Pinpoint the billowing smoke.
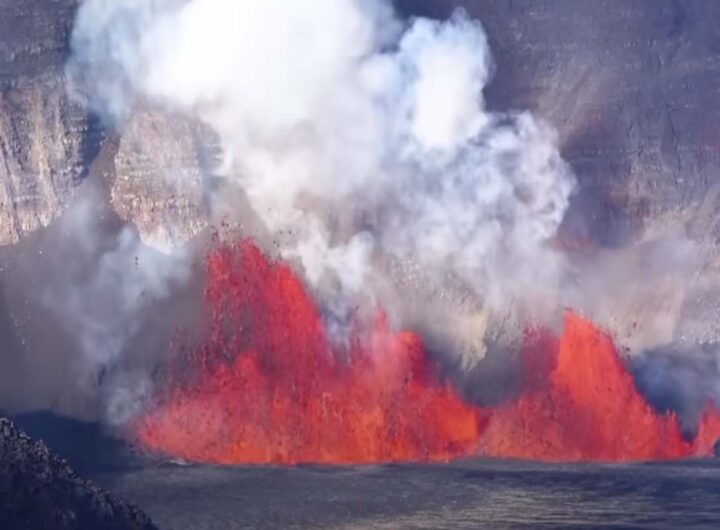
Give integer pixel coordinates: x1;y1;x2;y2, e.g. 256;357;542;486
38;183;191;424
67;0;575;369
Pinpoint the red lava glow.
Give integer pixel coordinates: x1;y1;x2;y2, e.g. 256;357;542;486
135;240;720;464
482;314;720;461
136;240;486;464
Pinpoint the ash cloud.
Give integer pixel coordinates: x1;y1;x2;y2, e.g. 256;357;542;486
0;177;195;424
67;0;576;368
39;184;191;424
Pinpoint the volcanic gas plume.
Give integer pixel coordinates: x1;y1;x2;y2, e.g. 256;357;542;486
136;242;720;464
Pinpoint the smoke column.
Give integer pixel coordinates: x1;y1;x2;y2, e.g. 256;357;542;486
67;0;576;368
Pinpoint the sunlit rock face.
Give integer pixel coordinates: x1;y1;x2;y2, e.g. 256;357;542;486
0;0;103;245
112;107;221;251
0;1;221;252
0;78;96;244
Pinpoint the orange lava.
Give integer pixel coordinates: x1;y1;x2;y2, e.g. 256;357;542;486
481;314;720;461
136;240;485;464
135;240;720;464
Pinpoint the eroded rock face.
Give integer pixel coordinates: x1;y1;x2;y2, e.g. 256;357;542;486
0;0;217;251
0;0;78;83
0;76;102;244
0;0;103;245
112;107;221;250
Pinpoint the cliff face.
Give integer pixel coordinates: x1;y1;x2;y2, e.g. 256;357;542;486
112;107;221;250
0;76;102;244
0;0;77;82
0;0;214;249
3;0;720;250
0;0;103;245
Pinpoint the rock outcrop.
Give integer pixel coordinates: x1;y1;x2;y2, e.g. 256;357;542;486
112;107;220;250
0;416;157;530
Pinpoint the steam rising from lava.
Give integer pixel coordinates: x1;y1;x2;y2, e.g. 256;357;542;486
39;184;191;423
68;0;575;365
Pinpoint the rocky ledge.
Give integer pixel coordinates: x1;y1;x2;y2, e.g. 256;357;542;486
0;417;157;530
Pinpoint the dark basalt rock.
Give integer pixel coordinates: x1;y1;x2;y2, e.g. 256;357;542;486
0;417;158;530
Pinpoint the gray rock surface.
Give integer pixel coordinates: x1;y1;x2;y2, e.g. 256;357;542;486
0;0;104;245
112;107;220;250
0;0;220;249
0;0;77;83
0;75;103;244
0;416;157;530
3;0;720;250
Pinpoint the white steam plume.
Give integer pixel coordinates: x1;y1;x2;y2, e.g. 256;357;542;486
68;0;575;360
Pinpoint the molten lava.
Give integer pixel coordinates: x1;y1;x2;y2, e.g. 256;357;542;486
136;241;485;464
481;314;720;461
136;240;720;464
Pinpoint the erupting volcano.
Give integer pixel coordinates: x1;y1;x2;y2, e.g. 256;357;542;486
136;240;486;464
482;316;720;461
136;241;720;464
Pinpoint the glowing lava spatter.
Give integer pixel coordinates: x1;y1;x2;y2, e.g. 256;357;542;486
481;314;720;461
136;240;720;464
136;240;486;464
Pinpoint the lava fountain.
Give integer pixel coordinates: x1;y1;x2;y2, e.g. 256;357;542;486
136;240;720;464
482;315;720;461
136;240;487;464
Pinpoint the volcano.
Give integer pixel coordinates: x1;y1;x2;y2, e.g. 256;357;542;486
136;240;486;464
135;241;720;465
